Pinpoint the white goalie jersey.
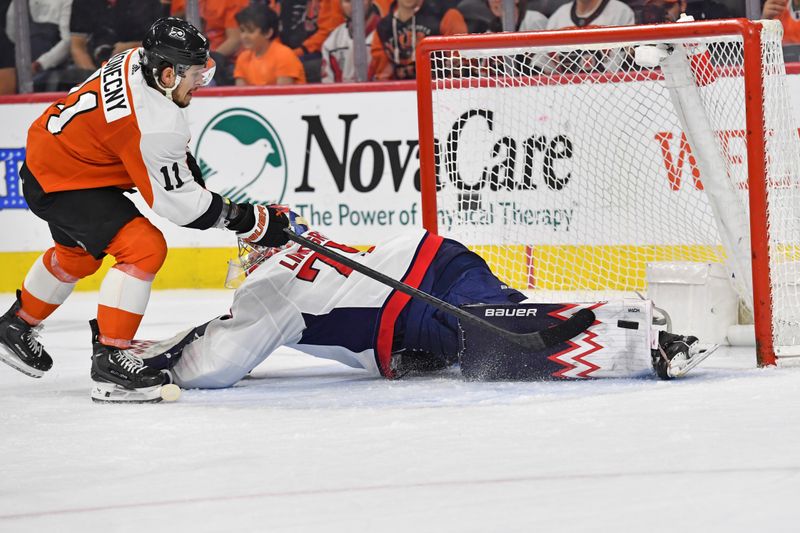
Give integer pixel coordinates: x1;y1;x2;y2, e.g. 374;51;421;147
172;229;443;388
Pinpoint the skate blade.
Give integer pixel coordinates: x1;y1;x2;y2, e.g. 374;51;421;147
0;344;45;378
669;344;720;378
91;381;163;404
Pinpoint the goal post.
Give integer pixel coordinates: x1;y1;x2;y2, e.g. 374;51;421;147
415;19;800;366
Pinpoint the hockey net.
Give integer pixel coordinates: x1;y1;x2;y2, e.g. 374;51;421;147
415;20;800;365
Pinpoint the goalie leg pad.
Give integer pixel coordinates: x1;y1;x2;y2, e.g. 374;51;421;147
459;300;655;381
459;303;582;381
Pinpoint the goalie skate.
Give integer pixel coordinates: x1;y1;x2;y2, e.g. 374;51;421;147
653;331;719;379
667;344;720;378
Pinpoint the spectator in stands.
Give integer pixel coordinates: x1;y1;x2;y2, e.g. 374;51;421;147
458;0;546;33
321;0;383;83
762;0;800;44
5;0;72;90
541;0;634;73
171;0;248;84
371;0;467;80
276;0;348;83
0;0;14;94
453;0;545;78
70;0;163;73
234;4;306;85
635;0;734;23
683;0;730;20
639;0;685;23
547;0;634;30
497;0;545;30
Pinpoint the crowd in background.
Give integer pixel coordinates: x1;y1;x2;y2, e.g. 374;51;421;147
0;0;799;94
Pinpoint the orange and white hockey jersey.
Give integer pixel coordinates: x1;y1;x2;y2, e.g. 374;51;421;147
25;48;214;227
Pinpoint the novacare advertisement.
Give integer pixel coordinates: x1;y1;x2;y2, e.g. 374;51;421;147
192;101;425;241
1;75;798;290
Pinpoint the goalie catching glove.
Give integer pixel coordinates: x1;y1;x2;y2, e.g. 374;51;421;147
219;200;308;248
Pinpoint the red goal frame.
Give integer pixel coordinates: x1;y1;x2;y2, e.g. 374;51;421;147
415;19;776;366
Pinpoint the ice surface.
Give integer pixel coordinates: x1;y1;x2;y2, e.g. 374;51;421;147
1;290;799;532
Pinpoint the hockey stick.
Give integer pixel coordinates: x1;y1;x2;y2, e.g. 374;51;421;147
283;230;595;351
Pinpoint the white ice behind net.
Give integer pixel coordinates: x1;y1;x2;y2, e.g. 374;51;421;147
426;22;800;352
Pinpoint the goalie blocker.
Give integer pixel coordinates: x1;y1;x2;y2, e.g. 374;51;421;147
458;299;713;380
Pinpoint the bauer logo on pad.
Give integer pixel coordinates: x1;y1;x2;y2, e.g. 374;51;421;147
484;308;537;317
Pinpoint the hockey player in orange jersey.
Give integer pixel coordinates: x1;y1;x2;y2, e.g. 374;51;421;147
0;17;296;403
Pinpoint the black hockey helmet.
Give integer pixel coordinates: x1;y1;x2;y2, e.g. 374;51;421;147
141;17;211;83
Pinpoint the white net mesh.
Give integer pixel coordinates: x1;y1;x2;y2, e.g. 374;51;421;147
422;21;800;355
760;23;800;353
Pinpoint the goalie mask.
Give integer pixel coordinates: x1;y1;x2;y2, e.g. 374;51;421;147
225;238;291;289
141;17;214;100
224;204;310;288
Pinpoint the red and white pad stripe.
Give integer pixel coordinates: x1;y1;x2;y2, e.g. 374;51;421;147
547;300;655;379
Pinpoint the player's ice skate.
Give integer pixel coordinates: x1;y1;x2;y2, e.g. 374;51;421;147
0;290;53;378
89;319;172;403
652;331;719;379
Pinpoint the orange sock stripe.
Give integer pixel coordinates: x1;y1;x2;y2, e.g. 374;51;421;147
114;263;156;282
97;304;144;348
19;287;61;325
97;335;133;349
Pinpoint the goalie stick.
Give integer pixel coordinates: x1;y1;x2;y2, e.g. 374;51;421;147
283;229;595;351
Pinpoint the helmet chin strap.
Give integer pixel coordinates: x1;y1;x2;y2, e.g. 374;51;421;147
155;72;183;102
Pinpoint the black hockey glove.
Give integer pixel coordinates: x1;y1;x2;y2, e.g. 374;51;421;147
224;202;291;248
186;151;205;188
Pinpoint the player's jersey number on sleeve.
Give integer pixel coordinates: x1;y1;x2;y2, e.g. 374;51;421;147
159;162;185;191
46;92;99;135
